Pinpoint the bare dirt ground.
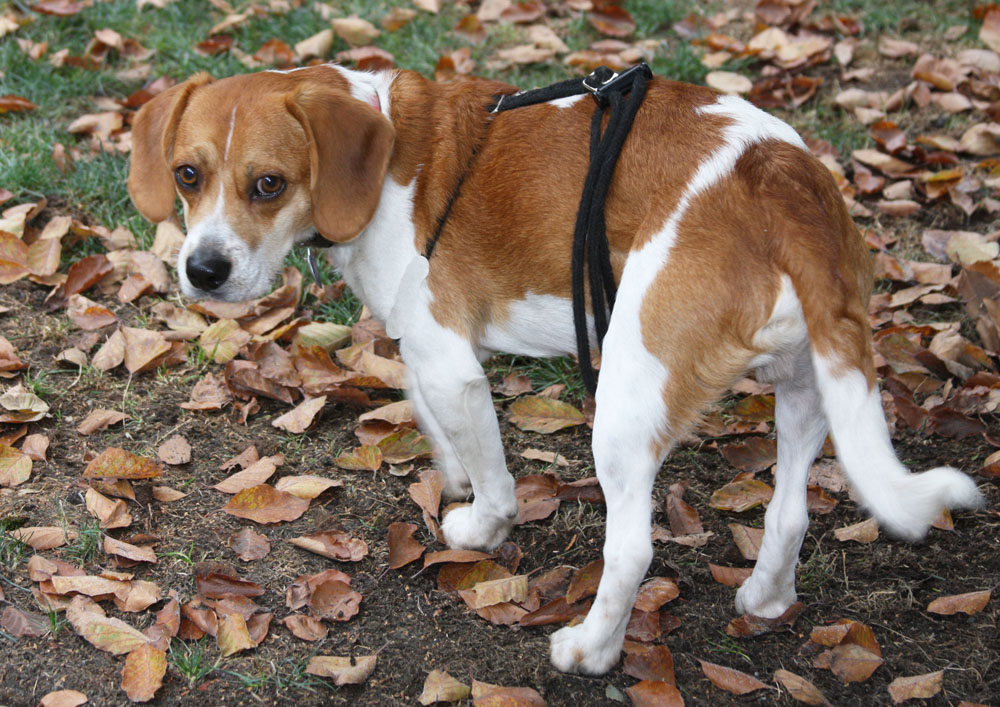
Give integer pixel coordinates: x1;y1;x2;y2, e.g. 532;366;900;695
1;274;997;706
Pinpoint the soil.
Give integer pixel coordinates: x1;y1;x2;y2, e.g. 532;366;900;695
0;275;998;707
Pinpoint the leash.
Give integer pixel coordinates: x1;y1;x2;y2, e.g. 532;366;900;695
486;63;653;395
306;63;652;396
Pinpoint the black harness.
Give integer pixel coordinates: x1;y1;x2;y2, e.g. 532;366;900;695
305;63;652;396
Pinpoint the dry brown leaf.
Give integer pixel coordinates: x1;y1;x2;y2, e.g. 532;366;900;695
334;444;383;471
419;669;470;705
409;469;444;519
76;408;127;435
829;643;884;683
1;606;49;637
708;564;752;587
306;655;376;685
121;643;166;702
566;559;603;603
121;326;171;374
0;443;31;486
834;517;879;543
84;487;132;529
709;477;774;512
289;531;369;561
634;577;680;612
223;484;309;524
729;523;764;560
104;536;156;564
156;434;191;465
83;447;162;479
387;522;425;569
66;595;151;655
699;658;769;694
212;455;282;493
926;589;991;615
38;690;88;707
217;612;255;657
625;680;684;707
282;614;328;641
888;670;944;703
10;526;75;550
272;395;326;434
331;15;380;45
508;396;585;433
67;294;117;330
228;527;270;561
774;669;831;705
274;474;342;499
310;579;362;621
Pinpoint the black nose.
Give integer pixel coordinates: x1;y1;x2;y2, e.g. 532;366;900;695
185;250;231;291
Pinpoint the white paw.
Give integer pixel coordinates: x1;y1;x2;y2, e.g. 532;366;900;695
440;505;512;551
734;576;797;618
550;624;620;675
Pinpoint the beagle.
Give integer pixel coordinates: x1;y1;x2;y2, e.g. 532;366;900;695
128;64;983;675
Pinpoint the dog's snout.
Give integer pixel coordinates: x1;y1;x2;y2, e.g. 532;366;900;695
185;250;232;291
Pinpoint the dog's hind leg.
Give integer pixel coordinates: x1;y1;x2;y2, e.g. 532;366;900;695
735;343;826;618
400;310;518;552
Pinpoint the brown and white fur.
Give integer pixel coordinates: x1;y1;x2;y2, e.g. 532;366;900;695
128;64;983;675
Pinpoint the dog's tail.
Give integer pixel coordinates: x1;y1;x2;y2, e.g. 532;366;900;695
809;350;983;540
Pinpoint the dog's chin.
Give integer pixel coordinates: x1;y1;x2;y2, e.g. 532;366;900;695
179;278;275;303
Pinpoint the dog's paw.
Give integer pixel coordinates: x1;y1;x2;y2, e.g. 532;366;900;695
440;505;512;551
440;476;473;502
549;624;620;675
734;576;797;619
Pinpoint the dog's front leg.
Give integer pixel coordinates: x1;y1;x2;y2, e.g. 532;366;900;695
400;320;518;552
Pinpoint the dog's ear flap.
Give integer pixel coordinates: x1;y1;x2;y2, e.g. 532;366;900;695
128;73;214;223
286;88;395;243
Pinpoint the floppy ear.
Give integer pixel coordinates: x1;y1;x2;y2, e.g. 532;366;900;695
286;89;395;243
127;73;213;223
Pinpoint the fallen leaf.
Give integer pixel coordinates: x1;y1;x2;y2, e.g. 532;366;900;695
217;613;255;657
223;483;309;524
83;447;162;479
289;531;369;561
273;474;342;499
272;395;326;434
926;589;991;615
829;643;884;683
708;564;752;587
774;669;831;705
387;522;425;569
706;70;753;94
888;670;944;703
0;443;31;486
419;669;470;705
121;326;171;373
104;536;156;564
634;577;680;612
67;294;117;330
306;655;377;685
625;680;684;707
729;523;764;560
228;528;270;561
309;579;362;621
409;469;445;519
212;455;282;493
156;435;191;465
721;438;777;472
334;444;383;471
377;428;432;463
508;396;585;433
699;658;769;694
282;614;328;641
623;641;675;683
121;643;166;702
1;606;49;637
834;518;879;543
10;526;75;550
84;488;132;529
66;596;151;655
76;408;127;435
38;690;88;707
709;477;774;512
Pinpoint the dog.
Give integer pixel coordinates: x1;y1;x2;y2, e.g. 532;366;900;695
128;63;983;675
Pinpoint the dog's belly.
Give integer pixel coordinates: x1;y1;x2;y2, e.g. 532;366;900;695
479;293;596;358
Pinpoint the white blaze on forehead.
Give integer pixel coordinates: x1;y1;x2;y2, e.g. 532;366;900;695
223;105;237;161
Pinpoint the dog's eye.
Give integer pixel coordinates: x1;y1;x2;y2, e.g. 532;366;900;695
253;175;285;199
175;165;199;189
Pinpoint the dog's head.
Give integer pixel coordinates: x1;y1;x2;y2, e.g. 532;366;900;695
128;69;394;301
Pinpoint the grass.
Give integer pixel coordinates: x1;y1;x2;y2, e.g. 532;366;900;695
64;517;102;566
169;638;220;689
0;531;29;571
